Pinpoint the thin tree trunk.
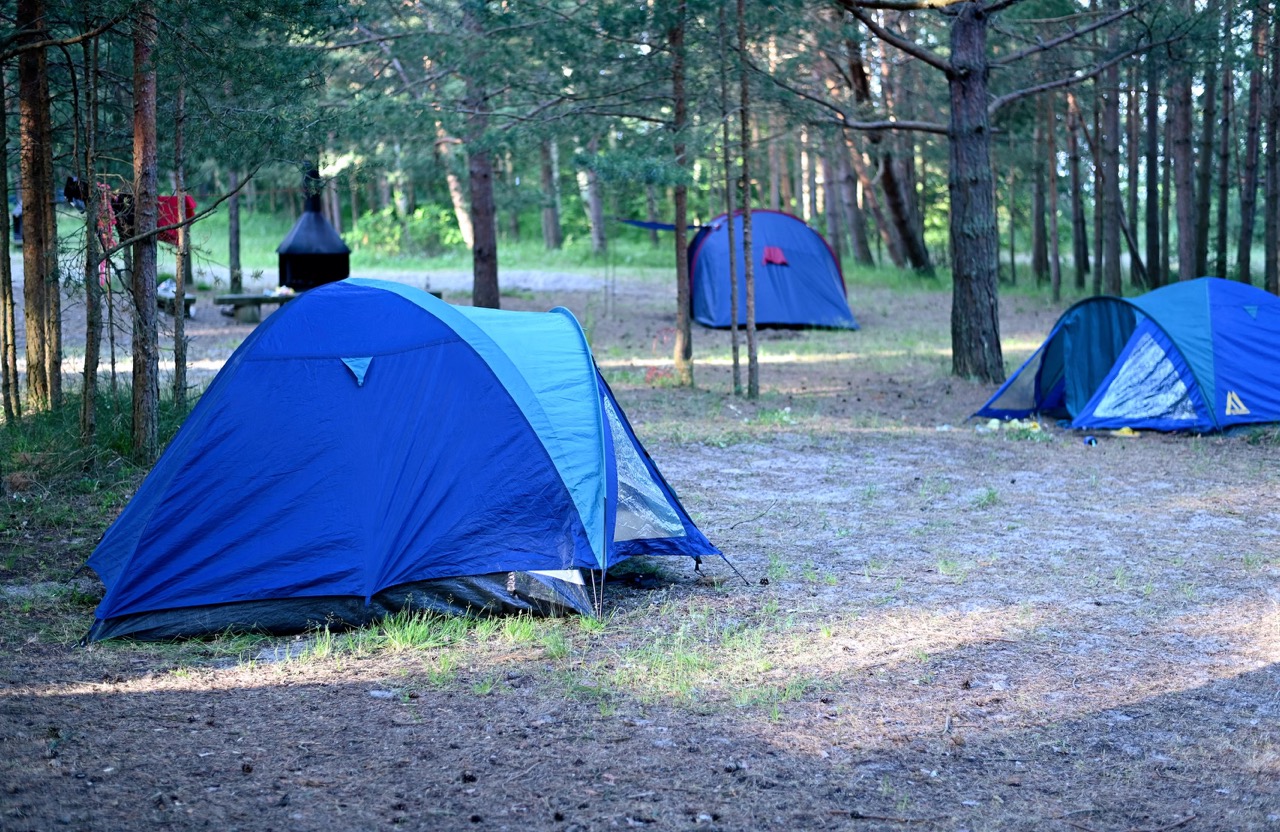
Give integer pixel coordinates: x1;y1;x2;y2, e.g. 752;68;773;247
645;185;660;248
738;0;757;398
1162;115;1172;285
671;2;694;387
719;6;741;395
1237;1;1268;284
1092;92;1103;294
1265;8;1280;295
1007;162;1017;286
1126;66;1141;287
948;3;1004;383
172;77;188;410
1145;57;1162;288
80;34;102;448
1102;5;1122;297
822;144;841;264
228;168;242;292
838;147;873;266
464;99;498;307
1214;2;1233;278
1031;117;1048;284
0;71;18;423
846;138;903;266
882;151;934;275
1067;95;1088;289
540;141;563;250
768;116;781;211
1047;94;1063;302
132;0;160;462
579;137;606;256
1194;60;1216;277
435;125;474;248
1170;68;1197;280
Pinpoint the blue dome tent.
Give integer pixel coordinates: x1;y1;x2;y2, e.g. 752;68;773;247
976;278;1280;432
688;210;858;329
86;280;720;641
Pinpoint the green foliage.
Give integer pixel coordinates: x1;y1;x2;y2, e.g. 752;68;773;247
346;206;466;258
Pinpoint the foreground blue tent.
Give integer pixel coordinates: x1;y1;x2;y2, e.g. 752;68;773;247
976;278;1280;432
87;280;720;641
689;211;857;329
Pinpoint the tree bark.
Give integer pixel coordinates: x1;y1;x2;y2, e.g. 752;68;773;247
132;0;160;463
172;77;188;410
229;168;242;292
1047;94;1063;303
1031;118;1048;284
719;6;741;395
435;125;474;249
540;141;563;250
947;3;1003;383
1193;60;1216;278
1145;57;1162;288
465;97;498;307
80;35;102;448
579;137;606;256
1214;3;1233;279
738;0;758;398
18;0;57;410
1067;98;1089;289
645;185;660;248
822;144;842;264
1102;5;1122;296
838;146;873;266
1237;1;1268;284
1126;66;1141;287
671;2;694;387
1265;7;1280;295
0;71;18;423
1170;68;1197;280
845;137;903;266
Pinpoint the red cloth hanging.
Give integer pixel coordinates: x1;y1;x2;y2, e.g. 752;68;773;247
157;195;196;246
762;246;788;266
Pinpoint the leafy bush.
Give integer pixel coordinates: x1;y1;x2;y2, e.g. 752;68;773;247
346;205;464;257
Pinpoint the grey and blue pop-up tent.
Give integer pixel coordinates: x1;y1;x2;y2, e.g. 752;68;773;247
86;280;720;641
976;277;1280;432
689;210;857;329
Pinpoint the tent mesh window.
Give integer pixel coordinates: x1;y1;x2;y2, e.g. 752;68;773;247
1091;332;1198;422
602;394;685;542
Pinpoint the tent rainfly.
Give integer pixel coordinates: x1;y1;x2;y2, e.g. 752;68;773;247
688;210;858;329
975;277;1280;432
86;280;721;641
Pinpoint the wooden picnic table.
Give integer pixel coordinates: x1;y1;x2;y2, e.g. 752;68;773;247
215;292;297;323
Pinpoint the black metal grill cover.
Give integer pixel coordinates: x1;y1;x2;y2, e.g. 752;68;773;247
277;185;350;291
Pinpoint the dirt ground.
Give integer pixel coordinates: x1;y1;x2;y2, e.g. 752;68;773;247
2;269;1278;831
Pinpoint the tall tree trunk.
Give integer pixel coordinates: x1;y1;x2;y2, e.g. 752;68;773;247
738;0;757;398
1126;67;1141;287
1237;1;1268;284
1170;68;1197;280
1007;162;1017;285
1031;117;1048;284
435;125;474;249
1194;60;1216;277
1067;96;1089;289
540;141;563;250
464;99;498;307
1101;6;1123;297
228;168;242;292
768;117;781;211
578;138;606;256
18;0;55;410
172;77;188;410
1145;58;1162;288
1214;3;1233;278
1092;92;1103;293
948;3;1003;383
80;34;102;448
0;72;19;422
838;147;873;266
1161;115;1172;284
132;0;160;462
822;143;841;264
719;6;741;395
671;2;694;387
882;151;933;275
1265;8;1280;295
1047;94;1064;303
845;138;903;266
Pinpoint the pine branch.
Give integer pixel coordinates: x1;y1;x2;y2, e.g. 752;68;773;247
991;6;1140;67
838;2;954;74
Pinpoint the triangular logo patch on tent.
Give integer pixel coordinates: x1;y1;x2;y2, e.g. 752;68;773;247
341;357;372;387
1244;305;1259;319
1225;391;1250;415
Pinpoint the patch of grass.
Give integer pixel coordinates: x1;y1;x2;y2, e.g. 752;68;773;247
973;487;1000;509
766;553;790;582
750;407;796;427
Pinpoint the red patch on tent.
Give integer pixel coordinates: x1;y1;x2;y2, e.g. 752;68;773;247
762;246;788;266
158;195;196;246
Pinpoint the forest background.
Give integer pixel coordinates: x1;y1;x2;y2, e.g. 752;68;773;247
0;0;1278;461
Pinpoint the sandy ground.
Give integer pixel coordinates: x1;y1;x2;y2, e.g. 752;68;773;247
2;266;1278;831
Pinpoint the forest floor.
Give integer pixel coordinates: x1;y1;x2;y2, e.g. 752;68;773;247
2;267;1279;831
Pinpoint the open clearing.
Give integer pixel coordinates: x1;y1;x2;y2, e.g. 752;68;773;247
2;270;1278;831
